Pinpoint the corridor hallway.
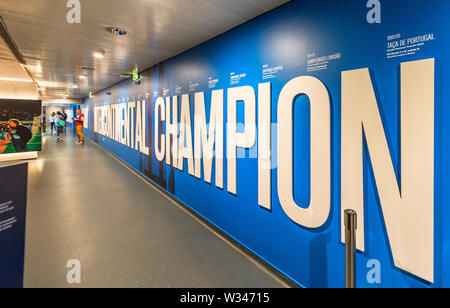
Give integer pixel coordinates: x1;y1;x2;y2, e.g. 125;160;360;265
24;132;287;288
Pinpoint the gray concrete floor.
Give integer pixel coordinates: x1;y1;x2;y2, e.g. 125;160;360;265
23;131;286;288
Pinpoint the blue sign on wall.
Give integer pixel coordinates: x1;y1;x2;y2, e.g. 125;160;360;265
0;163;28;288
81;0;450;287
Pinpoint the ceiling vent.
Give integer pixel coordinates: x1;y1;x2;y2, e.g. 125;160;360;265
44;87;67;92
82;66;96;71
105;26;128;36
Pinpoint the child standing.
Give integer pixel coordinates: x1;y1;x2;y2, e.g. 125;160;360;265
56;116;65;142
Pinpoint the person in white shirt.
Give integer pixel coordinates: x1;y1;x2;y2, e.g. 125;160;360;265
49;112;56;135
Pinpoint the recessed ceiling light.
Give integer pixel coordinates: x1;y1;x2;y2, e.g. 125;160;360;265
79;75;87;80
94;51;105;59
105;26;128;36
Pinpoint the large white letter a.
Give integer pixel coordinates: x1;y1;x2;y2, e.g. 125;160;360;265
66;0;81;24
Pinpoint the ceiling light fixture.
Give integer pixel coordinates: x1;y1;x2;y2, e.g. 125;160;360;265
0;77;33;83
94;50;105;59
79;75;87;80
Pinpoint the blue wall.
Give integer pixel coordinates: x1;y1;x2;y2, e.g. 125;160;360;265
81;0;450;287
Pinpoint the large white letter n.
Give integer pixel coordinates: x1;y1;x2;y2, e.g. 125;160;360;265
341;59;435;282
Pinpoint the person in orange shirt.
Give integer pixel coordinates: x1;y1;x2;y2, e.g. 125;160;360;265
73;109;85;145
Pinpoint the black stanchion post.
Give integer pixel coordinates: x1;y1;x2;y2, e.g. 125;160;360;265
344;209;357;288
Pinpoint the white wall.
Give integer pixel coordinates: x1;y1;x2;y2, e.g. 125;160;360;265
0;58;39;100
43;98;82;128
43;98;81;105
45;106;65;128
0;80;38;100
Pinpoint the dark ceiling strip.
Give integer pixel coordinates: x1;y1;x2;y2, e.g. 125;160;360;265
0;15;26;65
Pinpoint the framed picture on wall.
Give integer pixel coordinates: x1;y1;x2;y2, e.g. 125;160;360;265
0;99;42;154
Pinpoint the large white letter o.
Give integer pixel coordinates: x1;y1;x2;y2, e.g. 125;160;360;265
277;76;331;229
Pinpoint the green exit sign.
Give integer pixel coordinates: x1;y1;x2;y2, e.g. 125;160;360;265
132;69;139;81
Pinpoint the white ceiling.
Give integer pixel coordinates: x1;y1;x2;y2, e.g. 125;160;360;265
0;38;29;80
0;37;38;99
0;34;14;60
0;0;290;99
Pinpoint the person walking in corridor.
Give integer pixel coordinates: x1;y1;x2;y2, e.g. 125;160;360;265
61;110;68;132
74;109;85;145
49;112;56;135
56;115;65;142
